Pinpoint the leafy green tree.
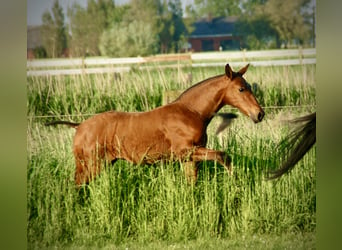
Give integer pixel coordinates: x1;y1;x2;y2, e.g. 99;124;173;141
124;0;162;28
158;0;192;53
85;0;107;55
158;1;173;53
97;0;116;27
67;0;194;57
99;20;157;57
122;0;163;52
262;0;313;47
67;4;88;57
234;15;278;49
235;0;314;49
41;11;55;58
168;0;190;52
67;0;119;57
41;0;67;57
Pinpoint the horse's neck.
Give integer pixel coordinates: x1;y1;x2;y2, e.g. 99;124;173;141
175;75;226;120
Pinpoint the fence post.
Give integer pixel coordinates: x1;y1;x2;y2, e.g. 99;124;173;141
299;47;303;65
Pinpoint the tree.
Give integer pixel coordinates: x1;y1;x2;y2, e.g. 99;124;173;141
41;0;67;57
122;0;163;52
158;1;174;53
85;0;107;55
158;0;193;53
121;0;192;54
234;16;278;50
168;0;190;52
67;0;119;57
262;0;312;47
67;0;194;57
234;0;278;50
235;0;315;49
97;0;116;27
99;20;157;57
41;11;55;58
67;4;89;57
124;0;162;28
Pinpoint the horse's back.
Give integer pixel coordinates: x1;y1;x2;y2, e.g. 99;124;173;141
74;111;152;146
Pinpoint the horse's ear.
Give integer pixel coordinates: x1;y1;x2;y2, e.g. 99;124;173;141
238;63;250;76
225;64;234;79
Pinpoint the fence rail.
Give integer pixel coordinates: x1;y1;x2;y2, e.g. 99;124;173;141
27;48;316;76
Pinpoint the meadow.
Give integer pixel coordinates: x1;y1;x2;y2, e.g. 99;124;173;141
27;64;316;249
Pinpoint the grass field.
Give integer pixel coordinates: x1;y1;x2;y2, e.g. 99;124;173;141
27;64;316;249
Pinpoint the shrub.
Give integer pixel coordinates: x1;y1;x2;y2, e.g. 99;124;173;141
99;20;158;57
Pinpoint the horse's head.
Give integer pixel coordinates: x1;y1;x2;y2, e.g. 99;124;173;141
222;64;265;123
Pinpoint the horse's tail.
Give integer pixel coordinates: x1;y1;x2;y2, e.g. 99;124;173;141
267;112;316;180
45;120;80;128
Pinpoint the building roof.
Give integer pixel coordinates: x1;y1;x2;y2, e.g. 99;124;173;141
190;16;238;38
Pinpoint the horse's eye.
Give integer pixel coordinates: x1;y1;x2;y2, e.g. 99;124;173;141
239;87;245;92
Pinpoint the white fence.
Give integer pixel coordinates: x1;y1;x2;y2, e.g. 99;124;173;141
190;48;316;60
27;48;316;76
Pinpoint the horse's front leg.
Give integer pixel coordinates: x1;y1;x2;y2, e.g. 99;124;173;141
191;147;233;175
182;161;199;184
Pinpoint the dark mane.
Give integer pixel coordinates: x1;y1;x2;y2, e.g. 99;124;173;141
174;74;225;102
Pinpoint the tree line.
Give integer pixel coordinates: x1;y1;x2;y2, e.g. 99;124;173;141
37;0;315;58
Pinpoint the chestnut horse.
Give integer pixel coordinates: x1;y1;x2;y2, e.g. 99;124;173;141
46;64;264;185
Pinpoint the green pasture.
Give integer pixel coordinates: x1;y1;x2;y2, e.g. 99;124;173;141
27;64;316;249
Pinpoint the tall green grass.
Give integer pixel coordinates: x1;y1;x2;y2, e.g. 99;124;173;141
27;64;316;249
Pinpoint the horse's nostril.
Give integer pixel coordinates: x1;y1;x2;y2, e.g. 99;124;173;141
258;111;264;121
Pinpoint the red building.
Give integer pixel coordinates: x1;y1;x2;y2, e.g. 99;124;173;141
188;16;241;52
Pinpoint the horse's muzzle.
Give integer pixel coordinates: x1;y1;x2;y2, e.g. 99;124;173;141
251;110;265;123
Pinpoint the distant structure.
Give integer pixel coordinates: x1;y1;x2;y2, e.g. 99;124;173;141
188;16;241;52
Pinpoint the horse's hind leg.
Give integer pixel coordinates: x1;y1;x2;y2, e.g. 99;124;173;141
74;152;102;186
74;158;88;186
74;158;96;186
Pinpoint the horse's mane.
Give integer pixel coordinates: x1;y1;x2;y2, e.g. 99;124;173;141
268;112;316;179
174;74;224;102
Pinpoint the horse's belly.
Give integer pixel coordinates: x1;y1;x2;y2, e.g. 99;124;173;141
114;125;171;164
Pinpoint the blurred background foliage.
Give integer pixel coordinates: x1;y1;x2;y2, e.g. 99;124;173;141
38;0;315;58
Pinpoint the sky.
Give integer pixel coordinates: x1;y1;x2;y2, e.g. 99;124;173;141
27;0;193;26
